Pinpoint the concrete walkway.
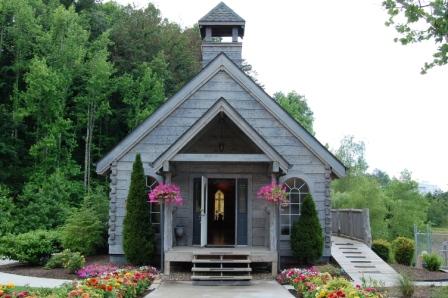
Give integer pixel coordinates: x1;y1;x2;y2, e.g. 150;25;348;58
332;236;402;287
0;272;71;288
145;280;293;298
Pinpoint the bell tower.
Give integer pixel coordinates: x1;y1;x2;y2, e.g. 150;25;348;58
198;2;245;67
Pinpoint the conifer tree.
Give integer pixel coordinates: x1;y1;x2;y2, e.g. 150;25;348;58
123;153;154;265
291;194;323;265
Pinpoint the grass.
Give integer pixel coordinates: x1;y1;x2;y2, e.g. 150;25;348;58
432;226;448;233
431;286;448;298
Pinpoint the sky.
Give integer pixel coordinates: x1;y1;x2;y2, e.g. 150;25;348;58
110;0;448;191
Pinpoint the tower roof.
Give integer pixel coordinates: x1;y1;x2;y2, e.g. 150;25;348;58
198;2;245;25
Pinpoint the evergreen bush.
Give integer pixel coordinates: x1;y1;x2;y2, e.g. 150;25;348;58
123;153;155;265
0;230;62;265
392;237;415;265
372;239;391;262
45;249;86;273
423;253;443;271
290;194;323;265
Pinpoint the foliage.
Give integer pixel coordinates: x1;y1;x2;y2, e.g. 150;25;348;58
384;171;429;239
332;175;389;239
290;195;323;265
60;186;109;256
0;185;15;237
0;267;158;298
76;264;118;278
392;236;415;265
274;91;314;135
335;135;368;175
277;268;385;298
256;182;288;205
0;0;201;235
123;154;155;265
383;0;448;73
45;249;85;273
0;230;61;265
426;191;448;227
398;274;415;298
148;182;184;205
422;252;443;271
372;239;392;262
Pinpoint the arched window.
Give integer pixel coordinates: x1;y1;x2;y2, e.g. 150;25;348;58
280;178;309;237
146;176;160;233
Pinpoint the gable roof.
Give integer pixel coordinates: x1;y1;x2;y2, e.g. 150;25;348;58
151;97;290;172
198;2;245;24
96;53;346;177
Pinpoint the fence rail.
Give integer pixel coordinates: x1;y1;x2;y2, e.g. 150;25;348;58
331;208;372;246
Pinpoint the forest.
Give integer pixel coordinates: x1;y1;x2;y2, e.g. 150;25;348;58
0;0;447;247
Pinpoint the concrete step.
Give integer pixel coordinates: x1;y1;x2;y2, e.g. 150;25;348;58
192;267;252;272
192;259;251;264
191;275;252;280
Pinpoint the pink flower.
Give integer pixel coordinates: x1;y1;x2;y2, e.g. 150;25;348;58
148;183;184;205
257;182;288;204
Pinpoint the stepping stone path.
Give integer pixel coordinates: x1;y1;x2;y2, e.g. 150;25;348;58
331;236;401;287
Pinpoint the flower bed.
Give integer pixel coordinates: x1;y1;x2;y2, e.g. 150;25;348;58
0;266;158;298
76;264;119;278
277;268;385;298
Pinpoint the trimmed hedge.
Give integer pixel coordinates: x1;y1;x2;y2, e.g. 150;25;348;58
392;236;414;265
372;239;391;262
290;194;323;265
0;230;61;265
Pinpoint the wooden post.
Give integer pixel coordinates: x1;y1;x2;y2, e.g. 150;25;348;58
362;208;372;247
232;27;238;42
163;171;172;275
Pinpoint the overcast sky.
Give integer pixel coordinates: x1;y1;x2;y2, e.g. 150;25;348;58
110;0;448;190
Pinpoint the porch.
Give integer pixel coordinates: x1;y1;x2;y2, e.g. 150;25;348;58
164;246;278;279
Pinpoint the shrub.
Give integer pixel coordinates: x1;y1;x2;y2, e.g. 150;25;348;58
372;239;391;262
399;275;415;298
423;253;443;271
65;252;85;273
61;207;104;256
123;154;155;265
0;230;61;265
45;249;85;273
290;194;323;265
392;237;414;265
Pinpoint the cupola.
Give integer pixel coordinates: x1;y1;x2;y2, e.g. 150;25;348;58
198;2;245;67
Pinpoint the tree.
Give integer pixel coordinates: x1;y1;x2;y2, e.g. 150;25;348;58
335;135;368;175
123;154;155;265
0;185;15;237
274;91;315;134
383;0;448;73
332;175;389;239
290;194;323;265
384;170;429;238
426;191;448;226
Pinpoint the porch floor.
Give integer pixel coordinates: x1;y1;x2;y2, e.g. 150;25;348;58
165;246;276;263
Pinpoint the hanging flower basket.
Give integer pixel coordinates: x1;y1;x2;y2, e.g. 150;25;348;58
148;183;184;205
257;182;288;205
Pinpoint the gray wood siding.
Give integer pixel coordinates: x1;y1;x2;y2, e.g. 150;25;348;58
112;69;332;257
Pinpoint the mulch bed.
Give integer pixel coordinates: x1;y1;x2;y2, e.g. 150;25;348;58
0;255;110;280
391;264;448;281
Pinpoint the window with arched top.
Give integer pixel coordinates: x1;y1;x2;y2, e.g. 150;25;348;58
280;178;309;237
146;176;160;234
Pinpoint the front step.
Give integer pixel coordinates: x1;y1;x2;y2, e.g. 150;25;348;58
191;253;252;284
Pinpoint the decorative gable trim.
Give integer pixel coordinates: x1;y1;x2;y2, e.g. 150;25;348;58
151;97;290;172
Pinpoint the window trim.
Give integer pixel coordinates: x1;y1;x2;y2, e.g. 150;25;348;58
279;177;309;240
146;176;161;234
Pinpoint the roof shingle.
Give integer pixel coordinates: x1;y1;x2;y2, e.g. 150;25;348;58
198;2;245;24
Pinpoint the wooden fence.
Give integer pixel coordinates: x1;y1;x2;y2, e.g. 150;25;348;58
331;208;372;246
